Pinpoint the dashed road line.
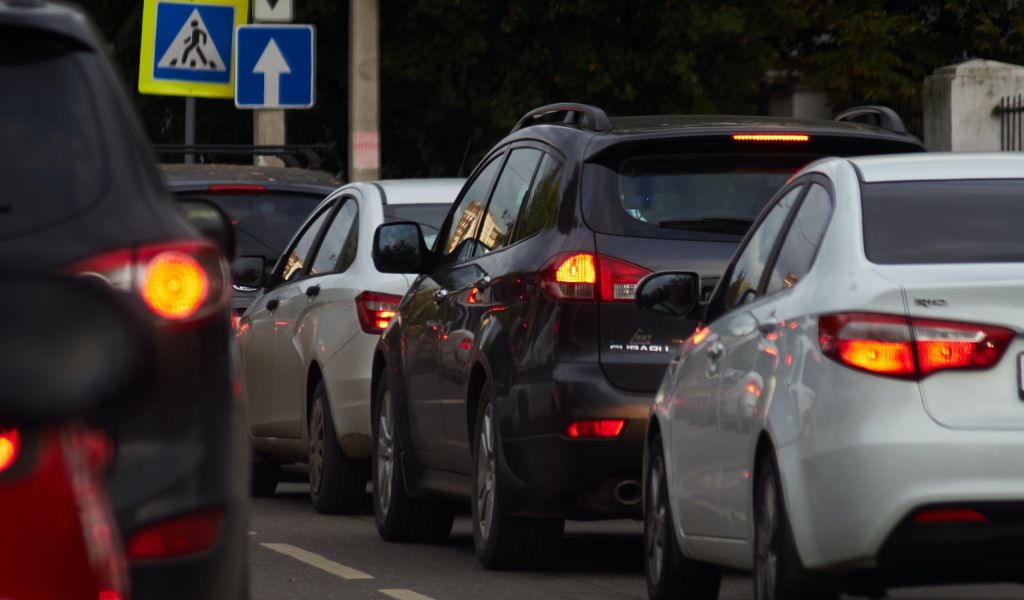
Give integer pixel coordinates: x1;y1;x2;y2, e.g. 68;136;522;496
260;543;374;580
379;590;436;600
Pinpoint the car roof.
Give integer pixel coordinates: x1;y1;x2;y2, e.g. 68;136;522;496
371;178;465;205
849;153;1024;183
161;163;340;195
0;1;98;49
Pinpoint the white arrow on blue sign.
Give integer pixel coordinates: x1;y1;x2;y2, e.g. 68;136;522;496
234;25;315;109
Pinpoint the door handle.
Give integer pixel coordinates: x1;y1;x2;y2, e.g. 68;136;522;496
266;298;280;312
305;284;321;299
432;288;449;303
473;275;492;290
706;341;725;361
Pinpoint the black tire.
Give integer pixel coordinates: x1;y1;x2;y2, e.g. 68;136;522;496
472;384;564;570
309;381;369;514
372;369;455;542
754;456;839;600
250;459;279;498
645;433;721;600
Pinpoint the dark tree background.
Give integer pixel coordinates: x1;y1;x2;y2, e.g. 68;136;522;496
73;1;1024;179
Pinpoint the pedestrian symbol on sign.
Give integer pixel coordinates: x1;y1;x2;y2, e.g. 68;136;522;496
158;9;226;72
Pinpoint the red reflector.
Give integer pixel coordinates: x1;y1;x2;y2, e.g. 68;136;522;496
207;184;267;195
732;133;810;142
355;291;402;335
565;419;626;438
126;509;223;560
913;508;987;525
99;592;123;600
0;429;19;473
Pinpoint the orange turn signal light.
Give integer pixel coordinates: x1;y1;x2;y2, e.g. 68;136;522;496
141;252;209;320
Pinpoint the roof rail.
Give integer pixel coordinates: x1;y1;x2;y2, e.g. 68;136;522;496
511;103;612;134
834;105;907;134
153;144;331;170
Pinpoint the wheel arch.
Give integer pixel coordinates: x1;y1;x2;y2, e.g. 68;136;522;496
465;359;491;444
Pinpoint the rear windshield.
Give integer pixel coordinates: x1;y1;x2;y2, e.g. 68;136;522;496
0;32;105;240
384;203;450;249
583;155;815;241
182;192;322;259
862;180;1024;264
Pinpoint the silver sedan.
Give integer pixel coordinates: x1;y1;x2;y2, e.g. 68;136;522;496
639;153;1024;600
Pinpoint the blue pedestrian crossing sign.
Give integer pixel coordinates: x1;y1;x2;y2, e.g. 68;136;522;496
235;25;316;109
139;0;249;99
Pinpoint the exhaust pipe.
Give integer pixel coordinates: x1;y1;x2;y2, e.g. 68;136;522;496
613;479;642;507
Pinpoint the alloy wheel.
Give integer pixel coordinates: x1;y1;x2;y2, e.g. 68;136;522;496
309;397;325;494
755;473;779;600
646;455;666;585
475;403;497;541
377;390;395;517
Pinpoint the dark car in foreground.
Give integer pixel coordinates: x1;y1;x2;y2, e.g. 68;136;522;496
0;3;246;598
161;163;340;326
369;102;925;569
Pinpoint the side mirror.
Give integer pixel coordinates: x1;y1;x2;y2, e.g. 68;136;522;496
0;276;153;423
635;271;701;317
372;221;429;274
178;198;236;261
232;255;269;290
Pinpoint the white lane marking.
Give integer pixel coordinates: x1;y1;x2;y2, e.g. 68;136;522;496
379;590;436;600
260;543;374;580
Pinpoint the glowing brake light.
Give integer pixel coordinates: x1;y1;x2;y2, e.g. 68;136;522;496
355;291;402;334
206;184;267;195
732;133;810;142
0;429;19;473
818;313;1013;379
565;419;626;438
542;253;651;302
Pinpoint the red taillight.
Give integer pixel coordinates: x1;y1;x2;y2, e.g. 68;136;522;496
818;313;1014;380
0;428;19;473
542;252;651;302
355;291;402;334
732;133;810;142
912;507;987;525
565;419;626;438
206;184;267;195
68;241;229;328
126;509;223;560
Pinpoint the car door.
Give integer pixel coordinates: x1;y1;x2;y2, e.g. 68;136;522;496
401;154;504;469
670;183;803;538
436;146;544;472
715;180;834;540
247;201;334;439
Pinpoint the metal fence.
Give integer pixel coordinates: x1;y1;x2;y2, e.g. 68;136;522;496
996;94;1024;151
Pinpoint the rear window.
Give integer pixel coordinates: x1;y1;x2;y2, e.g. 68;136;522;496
384;203;451;249
862;179;1024;264
583;155;814;241
0;32;105;240
183;192;322;259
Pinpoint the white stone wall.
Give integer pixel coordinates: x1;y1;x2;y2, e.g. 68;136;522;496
923;59;1024;151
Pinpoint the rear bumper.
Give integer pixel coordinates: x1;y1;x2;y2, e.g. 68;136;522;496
496;362;652;518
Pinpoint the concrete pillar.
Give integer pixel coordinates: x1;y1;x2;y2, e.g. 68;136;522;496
348;0;380;181
253;110;286;167
923;59;1024;151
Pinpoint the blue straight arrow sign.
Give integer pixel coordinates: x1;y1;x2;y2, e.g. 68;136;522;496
235;25;315;109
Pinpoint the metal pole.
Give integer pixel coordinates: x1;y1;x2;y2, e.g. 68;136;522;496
185;97;196;164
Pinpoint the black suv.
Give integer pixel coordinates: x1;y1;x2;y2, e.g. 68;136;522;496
369;103;924;569
0;3;246;599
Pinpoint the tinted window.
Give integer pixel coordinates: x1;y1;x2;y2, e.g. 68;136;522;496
310;199;358;275
478;148;542;251
384;203;451;249
583;155;810;241
439;157;502;261
513;154;563;242
765;183;832;294
721;186;803;309
862;180;1024;264
0;33;105;240
281;208;330;282
187;192;322;259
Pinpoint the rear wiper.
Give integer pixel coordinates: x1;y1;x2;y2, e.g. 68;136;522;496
658;217;753;235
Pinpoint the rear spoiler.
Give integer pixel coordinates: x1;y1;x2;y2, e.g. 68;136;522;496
153;144;332;170
834;105;907;134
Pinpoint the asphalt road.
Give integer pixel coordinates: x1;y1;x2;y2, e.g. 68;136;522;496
250;481;1023;600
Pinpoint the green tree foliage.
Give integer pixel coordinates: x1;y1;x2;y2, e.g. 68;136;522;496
73;1;1024;179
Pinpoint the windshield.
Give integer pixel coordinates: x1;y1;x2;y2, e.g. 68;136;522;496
583;155;814;241
182;192;323;259
384;203;451;249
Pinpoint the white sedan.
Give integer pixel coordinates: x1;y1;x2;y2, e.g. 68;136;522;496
638;153;1024;599
236;179;463;513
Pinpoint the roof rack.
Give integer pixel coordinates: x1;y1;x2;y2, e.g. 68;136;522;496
834;105;907;134
153;144;332;170
511;103;612;134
